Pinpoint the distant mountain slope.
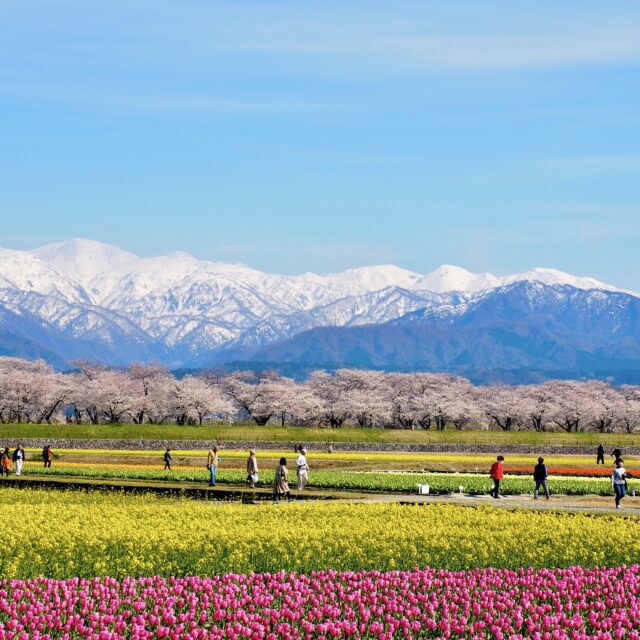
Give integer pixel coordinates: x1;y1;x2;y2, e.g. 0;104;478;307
249;282;640;382
0;238;637;375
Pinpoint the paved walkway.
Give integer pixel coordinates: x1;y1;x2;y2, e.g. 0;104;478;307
4;474;640;515
345;491;640;515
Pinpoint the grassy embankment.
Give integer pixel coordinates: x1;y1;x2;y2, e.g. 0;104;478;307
1;423;638;446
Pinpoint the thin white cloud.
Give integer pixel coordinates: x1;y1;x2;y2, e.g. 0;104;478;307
4;2;640;77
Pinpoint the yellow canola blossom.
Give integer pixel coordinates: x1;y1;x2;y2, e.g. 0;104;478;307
0;488;638;579
23;448;639;468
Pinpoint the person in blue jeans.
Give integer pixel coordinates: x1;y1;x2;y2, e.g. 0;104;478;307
611;459;630;509
533;456;550;500
207;447;220;486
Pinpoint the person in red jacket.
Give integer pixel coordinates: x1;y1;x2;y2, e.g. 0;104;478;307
489;455;505;499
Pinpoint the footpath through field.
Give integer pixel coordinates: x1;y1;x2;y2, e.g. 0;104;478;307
5;474;640;516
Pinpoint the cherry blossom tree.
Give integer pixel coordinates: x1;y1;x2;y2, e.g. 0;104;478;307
1;356;640;430
307;370;353;428
481;384;526;431
548;381;590;432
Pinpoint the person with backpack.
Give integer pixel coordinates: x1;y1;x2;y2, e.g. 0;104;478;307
163;448;173;471
489;456;504;499
611;458;631;509
12;444;25;476
533;456;550;500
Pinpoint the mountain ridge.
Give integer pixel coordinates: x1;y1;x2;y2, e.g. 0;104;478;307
0;238;637;378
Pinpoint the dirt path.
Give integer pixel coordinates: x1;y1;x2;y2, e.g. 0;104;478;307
5;474;639;515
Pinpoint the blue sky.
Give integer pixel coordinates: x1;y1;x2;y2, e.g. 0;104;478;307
1;1;640;287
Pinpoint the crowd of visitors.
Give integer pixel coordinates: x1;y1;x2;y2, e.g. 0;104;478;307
486;445;632;508
0;444;54;476
199;444;311;501
0;440;634;508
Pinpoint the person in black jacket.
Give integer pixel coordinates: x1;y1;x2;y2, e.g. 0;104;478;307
12;444;25;476
596;444;605;465
163;448;173;471
533;457;550;500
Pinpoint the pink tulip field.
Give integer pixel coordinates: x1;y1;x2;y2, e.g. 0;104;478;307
1;564;640;639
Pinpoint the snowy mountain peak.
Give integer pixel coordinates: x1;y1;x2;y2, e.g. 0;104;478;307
0;246;89;302
502;267;622;293
411;265;499;294
0;237;635;368
320;264;422;293
32;238;138;289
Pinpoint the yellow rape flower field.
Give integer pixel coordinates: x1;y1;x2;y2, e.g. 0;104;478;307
25;448;639;471
3;487;640;580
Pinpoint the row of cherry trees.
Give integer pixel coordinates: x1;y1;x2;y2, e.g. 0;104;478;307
1;357;639;432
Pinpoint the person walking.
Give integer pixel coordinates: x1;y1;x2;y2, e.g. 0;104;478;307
246;449;258;488
207;446;220;486
611;458;630;509
611;447;622;461
12;444;25;477
533;456;550;500
296;447;309;491
273;456;290;502
163;448;173;471
1;448;11;477
596;444;605;465
42;445;53;468
489;456;504;499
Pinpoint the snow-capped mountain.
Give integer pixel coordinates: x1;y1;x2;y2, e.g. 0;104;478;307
0;238;635;372
254;281;640;383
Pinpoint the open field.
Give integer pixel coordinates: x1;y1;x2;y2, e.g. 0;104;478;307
14;461;639;496
3;487;640;578
17;447;640;474
3;485;640;638
2;422;640;446
5;565;639;639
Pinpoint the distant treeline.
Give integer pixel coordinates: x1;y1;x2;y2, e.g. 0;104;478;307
1;357;639;432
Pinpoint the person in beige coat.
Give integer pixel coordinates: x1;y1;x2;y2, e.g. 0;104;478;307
273;457;290;502
246;449;258;488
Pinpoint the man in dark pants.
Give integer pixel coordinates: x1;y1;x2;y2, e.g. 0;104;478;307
489;456;504;499
596;444;605;465
611;447;622;461
42;445;52;468
163;448;173;470
533;456;550;500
